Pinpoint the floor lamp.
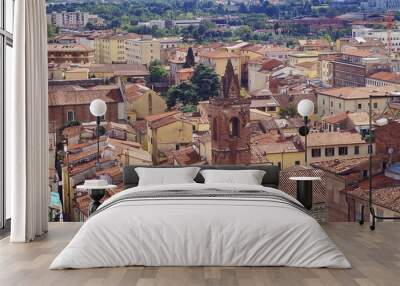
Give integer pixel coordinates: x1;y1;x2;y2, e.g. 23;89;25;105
358;92;400;230
297;99;314;166
89;99;107;170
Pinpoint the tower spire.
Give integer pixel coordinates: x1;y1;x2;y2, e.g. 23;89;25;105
220;59;240;98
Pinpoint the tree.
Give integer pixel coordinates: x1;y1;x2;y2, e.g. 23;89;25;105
149;59;167;82
85;22;95;31
165;81;197;109
149;64;168;83
183;47;195;68
191;64;220;101
47;24;59;38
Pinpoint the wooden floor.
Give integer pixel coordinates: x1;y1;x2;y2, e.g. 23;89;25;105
0;222;399;286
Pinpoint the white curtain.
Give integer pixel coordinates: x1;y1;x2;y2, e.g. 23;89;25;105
8;0;49;242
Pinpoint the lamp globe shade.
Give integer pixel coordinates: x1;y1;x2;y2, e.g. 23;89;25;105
297;99;314;117
90;99;107;117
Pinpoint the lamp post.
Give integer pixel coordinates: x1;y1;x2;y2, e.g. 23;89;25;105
90;99;107;170
297;99;314;166
358;91;400;230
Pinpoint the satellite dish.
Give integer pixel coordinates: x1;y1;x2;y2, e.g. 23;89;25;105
388;147;394;154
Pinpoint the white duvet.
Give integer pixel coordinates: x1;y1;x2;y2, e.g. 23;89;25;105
50;183;351;269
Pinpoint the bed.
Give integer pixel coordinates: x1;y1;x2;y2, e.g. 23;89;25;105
50;165;351;269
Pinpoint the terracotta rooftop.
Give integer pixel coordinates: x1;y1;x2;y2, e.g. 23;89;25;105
48;44;93;52
318;86;397;99
347;112;370;126
97;33;140;40
345;174;400;213
368;71;400;83
321;112;348;124
259;58;284;72
144;111;179;122
199;50;240;59
171;146;203;166
311;156;369;174
49;86;123;106
124;84;152;102
89;64;148;75
342;47;380;58
307;131;366;147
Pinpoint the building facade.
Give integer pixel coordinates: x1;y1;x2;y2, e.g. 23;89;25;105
47;11;89;30
126;36;161;66
94;33;140;64
209;60;251;165
317;86;397;116
48;44;94;65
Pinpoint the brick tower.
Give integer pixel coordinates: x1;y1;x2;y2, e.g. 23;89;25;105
209;59;251;165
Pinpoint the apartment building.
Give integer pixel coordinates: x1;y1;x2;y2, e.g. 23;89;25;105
199;50;241;82
352;25;400;53
366;71;400;88
124;83;167;122
247;57;284;92
94;33;140;64
126;36;161;66
47;11;89;30
332;49;390;87
317;86;398;116
306;132;373;165
48;44;94;65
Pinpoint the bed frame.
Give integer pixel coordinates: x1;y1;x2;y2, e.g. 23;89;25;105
123;165;281;189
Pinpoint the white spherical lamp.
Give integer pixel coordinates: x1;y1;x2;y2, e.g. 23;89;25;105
90;99;107;117
297;99;314;117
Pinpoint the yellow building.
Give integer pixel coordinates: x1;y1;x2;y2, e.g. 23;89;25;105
124;84;167;123
94;33;140;64
145;111;193;165
126;36;161;66
88;63;149;82
288;53;319;66
64;68;89;80
251;134;305;169
317;86;397;116
306;132;373;165
199;50;241;82
295;61;319;79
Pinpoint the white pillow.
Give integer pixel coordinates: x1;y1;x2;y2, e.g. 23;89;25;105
200;169;266;185
135;167;201;186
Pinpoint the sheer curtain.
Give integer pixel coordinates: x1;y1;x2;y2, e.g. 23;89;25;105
8;0;49;242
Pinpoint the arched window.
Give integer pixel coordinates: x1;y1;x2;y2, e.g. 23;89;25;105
212;118;218;140
229;117;240;138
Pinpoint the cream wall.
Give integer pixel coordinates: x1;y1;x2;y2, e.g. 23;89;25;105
147;120;193;164
201;56;241;83
266;152;305;169
95;38;127;64
126;39;161;66
128;91;167;121
317;94;388;116
248;63;269;92
288;54;319;66
307;143;373;165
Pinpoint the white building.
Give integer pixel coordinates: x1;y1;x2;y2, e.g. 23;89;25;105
47;11;90;30
352;25;400;53
126;36;161;66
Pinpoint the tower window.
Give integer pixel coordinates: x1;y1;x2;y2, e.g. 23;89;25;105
212;118;218;140
229;117;240;138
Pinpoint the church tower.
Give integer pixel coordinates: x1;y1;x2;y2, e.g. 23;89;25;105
209;60;251;165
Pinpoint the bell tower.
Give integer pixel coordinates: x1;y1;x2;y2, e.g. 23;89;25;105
209;60;251;165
